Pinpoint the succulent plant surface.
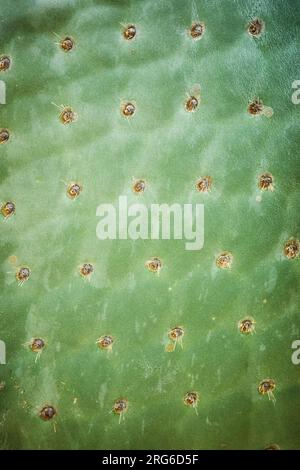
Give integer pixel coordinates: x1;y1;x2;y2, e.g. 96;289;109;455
0;0;300;450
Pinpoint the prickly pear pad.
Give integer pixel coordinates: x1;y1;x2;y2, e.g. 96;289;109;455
0;0;299;450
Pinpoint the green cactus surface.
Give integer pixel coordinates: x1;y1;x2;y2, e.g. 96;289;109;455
0;0;300;450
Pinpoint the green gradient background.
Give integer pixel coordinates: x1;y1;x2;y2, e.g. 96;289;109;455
0;0;300;449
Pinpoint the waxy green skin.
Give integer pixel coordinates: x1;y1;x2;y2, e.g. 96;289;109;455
0;0;300;450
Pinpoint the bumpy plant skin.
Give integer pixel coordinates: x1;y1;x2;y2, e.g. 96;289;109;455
0;0;300;450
